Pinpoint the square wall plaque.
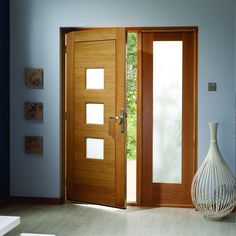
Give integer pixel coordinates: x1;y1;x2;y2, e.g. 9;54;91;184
25;68;43;88
25;102;43;120
25;136;43;154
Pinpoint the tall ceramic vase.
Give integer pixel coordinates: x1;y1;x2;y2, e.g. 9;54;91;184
191;122;236;220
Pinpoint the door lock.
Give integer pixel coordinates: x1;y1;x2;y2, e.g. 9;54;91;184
110;108;125;133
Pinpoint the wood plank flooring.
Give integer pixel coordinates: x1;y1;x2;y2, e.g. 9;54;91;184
0;203;235;236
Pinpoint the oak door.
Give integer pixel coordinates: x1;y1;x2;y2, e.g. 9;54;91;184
66;28;126;208
141;30;197;207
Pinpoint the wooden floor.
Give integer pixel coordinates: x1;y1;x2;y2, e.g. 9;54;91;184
0;203;236;236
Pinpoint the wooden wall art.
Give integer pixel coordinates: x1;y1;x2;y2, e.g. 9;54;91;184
25;136;43;154
25;68;43;88
25;102;43;120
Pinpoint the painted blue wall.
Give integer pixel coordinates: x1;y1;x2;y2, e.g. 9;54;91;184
0;0;10;199
10;0;236;198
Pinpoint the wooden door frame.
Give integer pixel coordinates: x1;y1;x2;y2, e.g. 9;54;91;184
60;26;198;206
60;27;76;202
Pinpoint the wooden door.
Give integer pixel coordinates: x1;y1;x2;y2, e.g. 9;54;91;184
140;30;197;207
66;28;126;208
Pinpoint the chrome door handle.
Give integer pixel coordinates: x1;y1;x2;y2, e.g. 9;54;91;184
110;116;120;120
110;108;125;133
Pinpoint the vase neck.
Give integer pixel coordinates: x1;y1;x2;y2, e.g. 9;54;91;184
209;122;218;143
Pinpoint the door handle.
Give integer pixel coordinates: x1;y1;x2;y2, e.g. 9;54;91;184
110;108;125;133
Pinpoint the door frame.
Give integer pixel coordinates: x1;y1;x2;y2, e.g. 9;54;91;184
60;26;198;206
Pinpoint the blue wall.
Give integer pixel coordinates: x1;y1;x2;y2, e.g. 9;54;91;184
10;0;236;198
0;0;10;199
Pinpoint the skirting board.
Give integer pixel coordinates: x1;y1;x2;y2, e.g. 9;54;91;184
9;196;63;204
3;197;236;211
0;198;9;207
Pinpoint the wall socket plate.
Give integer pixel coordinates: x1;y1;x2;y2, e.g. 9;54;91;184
208;82;217;91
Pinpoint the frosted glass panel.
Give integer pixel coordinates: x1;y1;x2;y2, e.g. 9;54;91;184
86;103;104;125
86;138;104;160
86;68;104;89
152;41;182;184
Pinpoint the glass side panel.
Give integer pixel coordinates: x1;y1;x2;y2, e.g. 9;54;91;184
86;138;104;160
86;68;104;89
86;103;104;125
152;41;183;184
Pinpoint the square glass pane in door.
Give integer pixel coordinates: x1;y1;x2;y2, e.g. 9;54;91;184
86;103;104;125
86;68;104;89
86;138;104;160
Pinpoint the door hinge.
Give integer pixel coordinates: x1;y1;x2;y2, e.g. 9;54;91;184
64;112;67;120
